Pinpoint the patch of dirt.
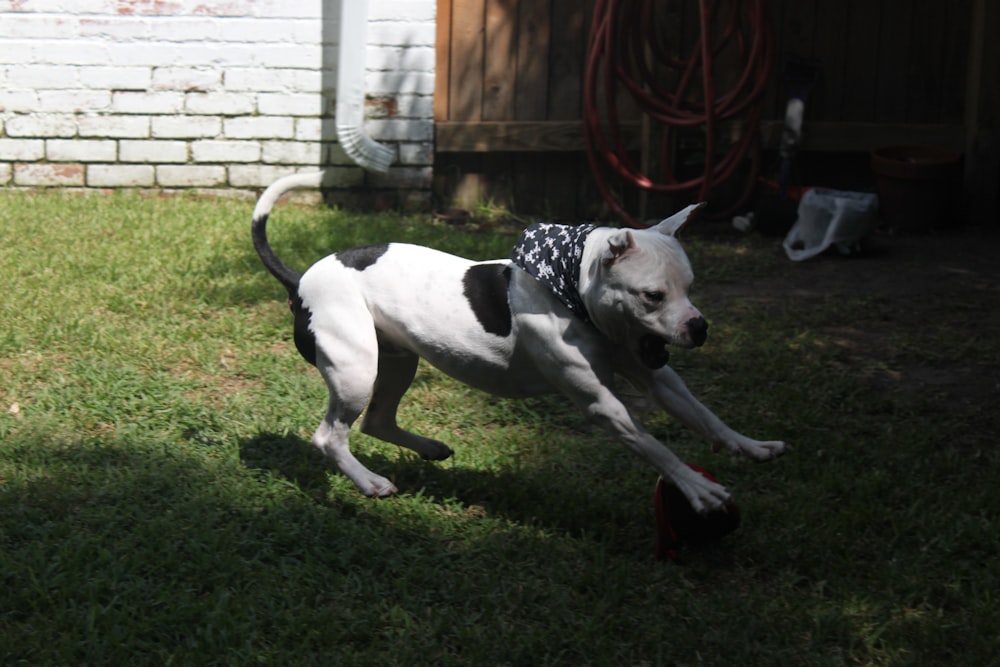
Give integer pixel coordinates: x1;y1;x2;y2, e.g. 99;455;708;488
698;226;1000;421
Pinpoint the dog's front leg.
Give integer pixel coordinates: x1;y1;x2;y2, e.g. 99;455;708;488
646;364;786;461
536;347;732;514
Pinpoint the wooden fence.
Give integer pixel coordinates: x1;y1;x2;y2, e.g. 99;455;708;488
434;0;995;221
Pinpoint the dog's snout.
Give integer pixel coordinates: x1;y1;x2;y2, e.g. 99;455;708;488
687;316;708;347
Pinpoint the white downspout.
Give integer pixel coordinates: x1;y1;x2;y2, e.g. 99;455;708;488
336;0;395;173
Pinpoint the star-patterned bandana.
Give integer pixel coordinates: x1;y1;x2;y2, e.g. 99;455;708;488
510;222;599;322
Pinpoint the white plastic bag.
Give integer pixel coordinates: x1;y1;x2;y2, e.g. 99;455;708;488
782;189;878;261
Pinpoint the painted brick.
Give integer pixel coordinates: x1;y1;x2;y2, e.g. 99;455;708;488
227;164;299;188
223;116;294;140
88;164;155;187
223;67;326;93
370;1;436;22
38;90;112;114
5;114;77;138
257;92;327;117
367;118;433;142
80;66;152;90
0;139;45;161
191;139;261;163
368;21;436;47
29;40;109;66
47;139;117;162
151;116;221;139
112;91;185;114
261;140;322;165
152;67;222;92
78;115;150;139
5;65;79;88
398;142;433;166
14;162;86;187
185;92;255;116
368;166;432;189
0;163;11;185
366;71;435;96
120;140;188;163
157;165;226;187
0;90;39;113
366;46;435;72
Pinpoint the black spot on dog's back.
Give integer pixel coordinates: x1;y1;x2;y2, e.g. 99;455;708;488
463;264;512;337
336;244;389;271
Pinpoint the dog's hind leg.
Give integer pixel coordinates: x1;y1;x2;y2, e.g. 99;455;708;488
311;335;398;497
360;343;454;461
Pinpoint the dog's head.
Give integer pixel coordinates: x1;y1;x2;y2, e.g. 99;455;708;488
583;204;708;368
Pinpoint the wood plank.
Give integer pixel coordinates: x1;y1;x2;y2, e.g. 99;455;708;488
547;0;589;120
841;0;882;122
434;0;453;121
874;0;912;123
435;120;641;152
449;0;487;121
514;0;551;120
483;0;517;121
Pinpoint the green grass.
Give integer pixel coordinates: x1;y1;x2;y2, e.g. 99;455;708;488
2;191;998;665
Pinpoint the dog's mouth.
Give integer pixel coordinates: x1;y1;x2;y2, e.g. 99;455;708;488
638;334;671;369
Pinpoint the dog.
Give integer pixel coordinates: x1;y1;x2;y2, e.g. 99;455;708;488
252;171;785;514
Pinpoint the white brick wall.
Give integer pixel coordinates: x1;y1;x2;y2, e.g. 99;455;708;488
0;0;436;206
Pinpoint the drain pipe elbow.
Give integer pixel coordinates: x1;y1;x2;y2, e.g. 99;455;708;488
336;0;394;173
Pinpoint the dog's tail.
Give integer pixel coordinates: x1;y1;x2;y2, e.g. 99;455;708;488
251;170;328;294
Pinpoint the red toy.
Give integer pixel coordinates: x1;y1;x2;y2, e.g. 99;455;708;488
655;464;741;561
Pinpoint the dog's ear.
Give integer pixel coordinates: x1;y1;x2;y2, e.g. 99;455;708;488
653;202;706;237
603;230;636;267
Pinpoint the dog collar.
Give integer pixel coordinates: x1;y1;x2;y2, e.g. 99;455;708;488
511;222;599;322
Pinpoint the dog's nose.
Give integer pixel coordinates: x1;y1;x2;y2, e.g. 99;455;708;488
687;316;708;347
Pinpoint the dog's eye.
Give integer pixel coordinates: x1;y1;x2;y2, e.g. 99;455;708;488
643;290;666;304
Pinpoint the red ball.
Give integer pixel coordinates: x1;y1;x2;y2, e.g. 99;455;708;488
654;464;741;561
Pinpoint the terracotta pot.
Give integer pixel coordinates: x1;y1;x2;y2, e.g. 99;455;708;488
871;145;962;232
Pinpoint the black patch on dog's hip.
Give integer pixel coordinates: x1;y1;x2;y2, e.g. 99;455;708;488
463;264;512;337
290;295;317;366
336;244;390;271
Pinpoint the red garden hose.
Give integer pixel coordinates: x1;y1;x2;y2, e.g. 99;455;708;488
584;0;774;227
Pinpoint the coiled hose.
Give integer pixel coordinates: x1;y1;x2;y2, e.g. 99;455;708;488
584;0;774;227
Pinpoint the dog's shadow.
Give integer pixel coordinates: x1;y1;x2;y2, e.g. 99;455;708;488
237;432;657;552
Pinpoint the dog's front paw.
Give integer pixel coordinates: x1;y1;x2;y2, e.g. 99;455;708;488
717;437;786;462
742;439;786;461
676;469;731;515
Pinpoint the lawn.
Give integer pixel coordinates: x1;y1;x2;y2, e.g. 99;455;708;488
1;190;997;665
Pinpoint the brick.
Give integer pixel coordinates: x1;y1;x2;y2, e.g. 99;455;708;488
14;162;85;186
151;115;221;139
224;67;325;93
4;114;77;138
257;92;327;117
78;115;150;139
152;67;222;92
223;116;294;140
5;65;79;88
112;90;185;114
47;139;117;162
184;92;255;116
0;90;39;113
38;90;112;113
261;140;322;165
157;165;226;187
398;142;433;166
0;139;45;161
227;164;299;188
367;118;433;142
191;139;261;163
88;164;155;187
120;140;188;163
369;1;436;22
79;66;152;90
